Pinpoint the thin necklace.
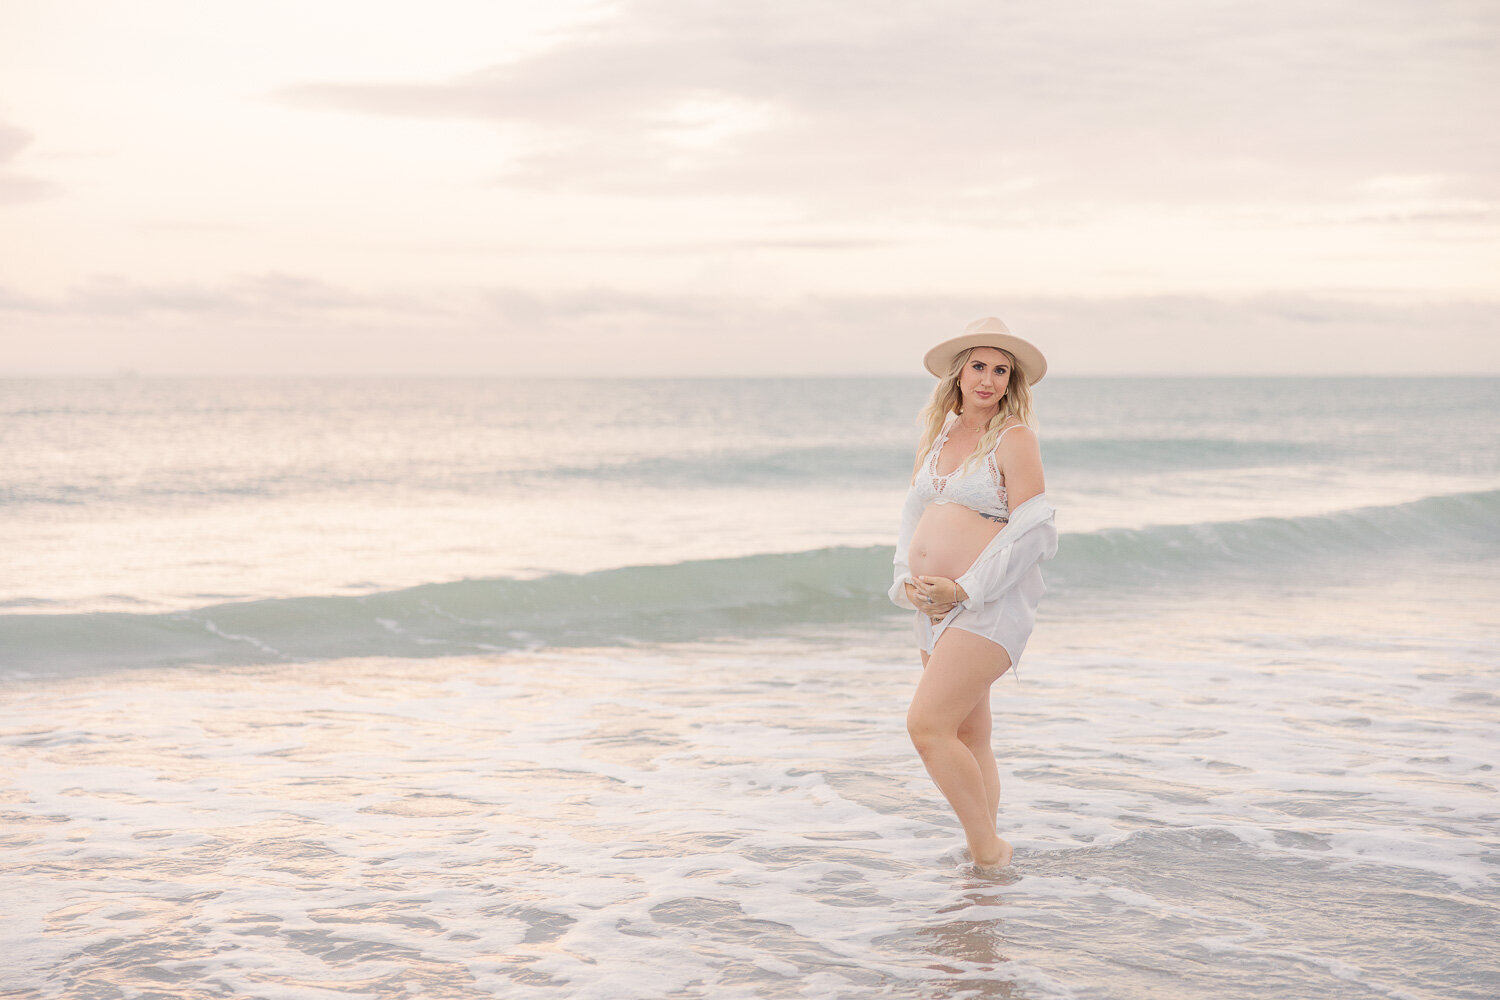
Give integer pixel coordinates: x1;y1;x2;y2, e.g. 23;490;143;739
955;415;991;435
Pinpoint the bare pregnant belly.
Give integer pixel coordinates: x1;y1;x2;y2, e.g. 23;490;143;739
908;502;1005;582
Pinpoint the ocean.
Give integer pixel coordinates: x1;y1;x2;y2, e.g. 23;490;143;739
1;375;1497;999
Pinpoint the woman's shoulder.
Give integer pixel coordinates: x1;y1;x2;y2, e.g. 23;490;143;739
994;419;1037;448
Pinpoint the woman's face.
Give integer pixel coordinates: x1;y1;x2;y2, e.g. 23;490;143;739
958;347;1010;411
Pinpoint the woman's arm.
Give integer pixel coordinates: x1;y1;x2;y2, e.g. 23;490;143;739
997;423;1044;508
953;493;1057;610
888;486;925;609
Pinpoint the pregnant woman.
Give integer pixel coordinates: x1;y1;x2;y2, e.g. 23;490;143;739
890;317;1058;871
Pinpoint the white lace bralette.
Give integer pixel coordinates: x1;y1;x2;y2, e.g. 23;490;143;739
913;416;1020;521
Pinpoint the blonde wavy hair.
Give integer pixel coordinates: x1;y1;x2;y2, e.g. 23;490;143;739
911;347;1036;481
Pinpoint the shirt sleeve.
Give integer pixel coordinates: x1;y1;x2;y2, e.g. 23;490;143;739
888;485;925;609
955;494;1058;611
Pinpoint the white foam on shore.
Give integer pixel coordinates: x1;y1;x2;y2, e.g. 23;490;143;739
1;584;1497;999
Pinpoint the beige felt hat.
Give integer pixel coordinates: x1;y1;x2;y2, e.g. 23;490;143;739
923;316;1047;384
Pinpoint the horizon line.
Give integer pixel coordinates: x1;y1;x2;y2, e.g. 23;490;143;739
4;371;1499;381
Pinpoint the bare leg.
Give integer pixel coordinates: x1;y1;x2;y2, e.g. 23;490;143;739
959;695;1001;823
909;629;1013;868
920;650;1001;823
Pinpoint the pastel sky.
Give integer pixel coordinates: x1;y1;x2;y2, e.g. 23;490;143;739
2;0;1496;376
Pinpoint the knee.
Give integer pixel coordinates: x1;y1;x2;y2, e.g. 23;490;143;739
956;717;989;749
905;709;951;754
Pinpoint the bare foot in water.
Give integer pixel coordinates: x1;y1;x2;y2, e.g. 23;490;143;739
970;835;1014;871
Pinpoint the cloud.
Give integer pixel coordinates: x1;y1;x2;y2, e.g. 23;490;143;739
132;221;250;234
389;235;893;256
278;0;1500;217
1003;293;1500;375
494;288;1500;376
0;121;55;204
0;272;442;321
4;272;1494;375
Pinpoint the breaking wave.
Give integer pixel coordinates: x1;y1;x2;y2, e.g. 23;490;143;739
4;489;1495;676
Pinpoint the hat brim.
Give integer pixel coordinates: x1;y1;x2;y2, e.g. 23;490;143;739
924;333;1047;384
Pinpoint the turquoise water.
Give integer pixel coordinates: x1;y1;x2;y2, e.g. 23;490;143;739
1;377;1497;998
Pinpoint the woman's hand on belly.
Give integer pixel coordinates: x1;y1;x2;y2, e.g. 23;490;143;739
908;577;965;621
904;581;953;621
